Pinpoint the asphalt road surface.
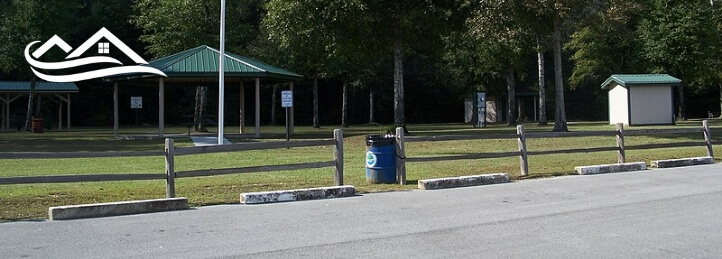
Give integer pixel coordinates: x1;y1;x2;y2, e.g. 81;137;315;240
2;164;722;258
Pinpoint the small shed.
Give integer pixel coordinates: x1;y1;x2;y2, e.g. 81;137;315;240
601;74;680;126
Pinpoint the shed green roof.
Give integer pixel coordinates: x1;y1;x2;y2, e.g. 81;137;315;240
0;81;79;93
601;74;681;89
104;45;303;82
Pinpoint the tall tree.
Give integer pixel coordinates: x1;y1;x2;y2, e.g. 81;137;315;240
639;0;719;120
0;0;79;131
566;1;645;88
383;1;458;130
467;0;534;126
527;0;589;131
265;0;376;128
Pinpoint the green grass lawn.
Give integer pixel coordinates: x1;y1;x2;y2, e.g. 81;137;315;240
1;120;720;221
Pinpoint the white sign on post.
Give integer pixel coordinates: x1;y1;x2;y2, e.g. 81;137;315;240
131;96;143;109
281;90;293;108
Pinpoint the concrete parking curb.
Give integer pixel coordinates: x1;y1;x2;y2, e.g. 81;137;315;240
240;185;356;204
48;197;189;220
417;173;510;190
575;162;647;175
651;156;714;168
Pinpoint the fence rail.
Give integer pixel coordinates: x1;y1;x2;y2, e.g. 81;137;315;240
0;129;345;199
0;150;164;159
163;129;343;198
394;121;716;184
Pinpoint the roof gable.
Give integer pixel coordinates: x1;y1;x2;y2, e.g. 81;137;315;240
106;45;303;82
601;74;681;89
0;81;79;92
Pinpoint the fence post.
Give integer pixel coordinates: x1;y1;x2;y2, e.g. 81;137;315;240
165;138;176;198
703;120;714;158
616;123;625;163
395;127;407;185
517;125;529;176
333;129;344;186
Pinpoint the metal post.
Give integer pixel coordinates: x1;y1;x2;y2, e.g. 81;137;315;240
218;0;226;145
165;138;176;198
285;107;290;142
517;125;529;176
159;78;164;138
616;123;625;163
289;82;294;134
333;129;344;186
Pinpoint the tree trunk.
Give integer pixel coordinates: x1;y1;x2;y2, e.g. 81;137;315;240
313;77;320;128
23;76;37;131
271;84;278;125
193;86;208;132
393;29;406;130
517;98;526;122
552;17;568;132
369;87;375;124
678;84;687;120
34;96;42;118
342;81;348;127
537;38;548;126
507;68;517;126
718;83;722;118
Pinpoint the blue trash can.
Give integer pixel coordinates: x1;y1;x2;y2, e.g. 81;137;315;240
365;135;397;184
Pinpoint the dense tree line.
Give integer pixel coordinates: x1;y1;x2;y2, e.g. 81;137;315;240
1;0;721;131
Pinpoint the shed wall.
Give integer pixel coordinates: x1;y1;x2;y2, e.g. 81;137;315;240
629;85;673;125
608;84;629;125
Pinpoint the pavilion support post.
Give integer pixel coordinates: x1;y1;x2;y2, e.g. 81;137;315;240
0;95;6;130
6;95;9;130
239;80;245;134
289;82;294;134
255;78;260;137
67;94;71;130
113;83;119;138
6;94;23;130
57;99;62;130
159;78;165;138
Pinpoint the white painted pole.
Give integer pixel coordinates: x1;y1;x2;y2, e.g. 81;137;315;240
218;0;226;145
159;78;164;138
255;78;260;137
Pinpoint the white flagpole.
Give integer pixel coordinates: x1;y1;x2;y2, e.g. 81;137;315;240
218;0;226;145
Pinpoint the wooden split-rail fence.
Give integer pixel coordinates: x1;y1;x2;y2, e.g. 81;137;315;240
392;121;716;185
0;121;716;195
0;129;344;198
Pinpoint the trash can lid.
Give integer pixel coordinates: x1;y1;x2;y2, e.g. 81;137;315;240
366;134;395;145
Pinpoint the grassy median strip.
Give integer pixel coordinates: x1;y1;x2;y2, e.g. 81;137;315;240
1;121;720;221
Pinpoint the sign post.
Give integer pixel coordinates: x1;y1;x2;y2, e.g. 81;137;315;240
475;93;486;128
281;90;293;141
131;96;142;125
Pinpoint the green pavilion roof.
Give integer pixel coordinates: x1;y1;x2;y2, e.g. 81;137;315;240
104;45;303;82
0;81;79;92
601;74;681;89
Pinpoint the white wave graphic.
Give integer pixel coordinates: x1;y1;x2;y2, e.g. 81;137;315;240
25;40;167;82
25;41;123;70
31;66;167;82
